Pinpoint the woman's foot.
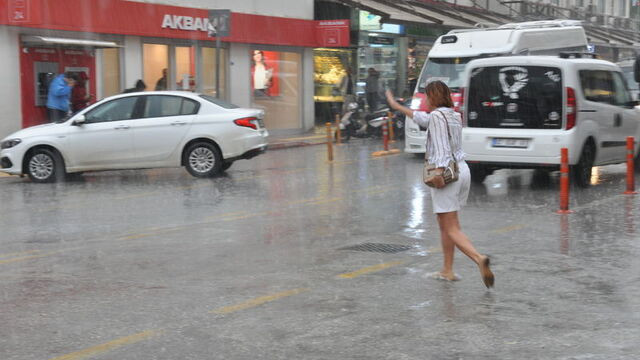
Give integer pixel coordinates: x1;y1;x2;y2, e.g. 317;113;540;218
432;271;460;281
478;256;494;288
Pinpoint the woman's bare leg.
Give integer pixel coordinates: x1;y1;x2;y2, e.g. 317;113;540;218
437;216;456;280
436;211;494;287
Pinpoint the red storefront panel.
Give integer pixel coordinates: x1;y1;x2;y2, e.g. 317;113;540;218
1;0;350;47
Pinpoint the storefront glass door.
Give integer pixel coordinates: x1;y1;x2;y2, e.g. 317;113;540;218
143;44;169;91
175;46;195;91
202;47;227;99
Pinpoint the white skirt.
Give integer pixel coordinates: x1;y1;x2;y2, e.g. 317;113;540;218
429;161;470;214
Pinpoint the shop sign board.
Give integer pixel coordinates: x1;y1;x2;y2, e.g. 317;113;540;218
359;11;381;31
369;36;394;46
316;20;350;47
208;9;231;37
6;0;41;24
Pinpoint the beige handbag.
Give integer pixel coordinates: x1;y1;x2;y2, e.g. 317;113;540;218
423;111;459;189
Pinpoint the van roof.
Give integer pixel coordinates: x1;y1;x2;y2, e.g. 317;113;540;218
430;20;587;58
466;55;618;69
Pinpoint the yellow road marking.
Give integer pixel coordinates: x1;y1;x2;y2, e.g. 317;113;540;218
0;250;40;259
49;329;159;360
0;251;59;265
211;288;309;314
491;224;526;234
337;260;407;279
276;135;326;142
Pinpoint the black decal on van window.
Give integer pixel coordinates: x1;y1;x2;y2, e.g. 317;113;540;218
499;66;529;100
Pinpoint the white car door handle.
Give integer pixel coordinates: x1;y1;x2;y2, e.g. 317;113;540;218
171;121;187;126
114;125;130;130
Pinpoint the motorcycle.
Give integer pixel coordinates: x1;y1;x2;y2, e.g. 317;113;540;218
336;98;368;141
363;97;409;139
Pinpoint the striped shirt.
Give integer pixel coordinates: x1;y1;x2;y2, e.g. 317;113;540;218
413;107;465;167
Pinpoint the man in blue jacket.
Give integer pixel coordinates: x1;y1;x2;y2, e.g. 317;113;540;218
46;72;77;123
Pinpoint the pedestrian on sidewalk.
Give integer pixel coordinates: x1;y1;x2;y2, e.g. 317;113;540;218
46;72;77;123
385;82;494;288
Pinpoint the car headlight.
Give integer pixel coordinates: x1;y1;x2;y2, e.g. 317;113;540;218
1;139;21;149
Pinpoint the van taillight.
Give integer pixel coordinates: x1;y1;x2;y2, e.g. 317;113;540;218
566;87;576;130
234;117;258;130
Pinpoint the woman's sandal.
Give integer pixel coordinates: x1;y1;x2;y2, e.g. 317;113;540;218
479;256;494;288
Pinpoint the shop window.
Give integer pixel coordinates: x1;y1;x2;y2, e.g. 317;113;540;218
313;48;353;103
251;50;301;129
357;33;398;95
176;46;195;91
202;47;227;99
101;48;120;98
143;44;169;91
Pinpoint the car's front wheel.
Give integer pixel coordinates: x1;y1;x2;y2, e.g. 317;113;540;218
184;142;222;178
26;148;65;183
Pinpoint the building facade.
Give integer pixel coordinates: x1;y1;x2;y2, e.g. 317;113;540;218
0;0;350;138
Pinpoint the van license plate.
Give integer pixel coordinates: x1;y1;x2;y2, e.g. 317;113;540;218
492;138;529;148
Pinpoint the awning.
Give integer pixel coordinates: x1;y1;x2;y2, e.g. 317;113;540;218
21;36;121;48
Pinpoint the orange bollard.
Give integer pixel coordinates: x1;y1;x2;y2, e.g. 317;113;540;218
325;122;333;162
557;147;573;214
382;120;389;151
335;114;341;145
624;136;636;194
387;111;395;143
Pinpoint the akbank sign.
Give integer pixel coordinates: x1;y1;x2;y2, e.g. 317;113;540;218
161;14;211;32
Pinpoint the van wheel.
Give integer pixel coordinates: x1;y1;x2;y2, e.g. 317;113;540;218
573;143;595;188
26;148;65;183
469;164;490;184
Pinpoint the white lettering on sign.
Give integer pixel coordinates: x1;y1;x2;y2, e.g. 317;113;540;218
318;20;346;26
161;14;211;32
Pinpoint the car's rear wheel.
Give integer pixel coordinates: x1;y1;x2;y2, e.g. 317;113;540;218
184;142;222;178
573;142;595;188
26;148;65;183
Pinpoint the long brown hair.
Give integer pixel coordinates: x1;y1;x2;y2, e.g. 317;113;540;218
425;80;453;108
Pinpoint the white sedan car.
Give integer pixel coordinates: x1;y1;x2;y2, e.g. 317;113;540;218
0;92;269;182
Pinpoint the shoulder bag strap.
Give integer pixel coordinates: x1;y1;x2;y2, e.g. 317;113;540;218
434;110;456;161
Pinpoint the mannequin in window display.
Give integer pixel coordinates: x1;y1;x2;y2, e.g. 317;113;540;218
252;50;273;97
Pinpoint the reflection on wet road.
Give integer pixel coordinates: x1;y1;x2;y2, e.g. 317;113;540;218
1;140;639;359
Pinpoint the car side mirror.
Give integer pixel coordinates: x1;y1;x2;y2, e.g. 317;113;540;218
71;114;86;126
634;55;640;83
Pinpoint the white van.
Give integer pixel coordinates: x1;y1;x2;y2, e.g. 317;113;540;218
461;54;640;187
405;20;588;153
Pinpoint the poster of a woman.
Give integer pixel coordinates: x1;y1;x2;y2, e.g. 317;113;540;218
251;50;279;97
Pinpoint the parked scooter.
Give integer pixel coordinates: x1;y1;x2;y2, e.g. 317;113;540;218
363;97;409;138
336;98;368;141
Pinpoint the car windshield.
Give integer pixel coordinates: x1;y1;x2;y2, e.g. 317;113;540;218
199;95;239;109
417;56;477;93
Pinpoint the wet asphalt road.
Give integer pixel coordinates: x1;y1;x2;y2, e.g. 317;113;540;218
1;139;639;360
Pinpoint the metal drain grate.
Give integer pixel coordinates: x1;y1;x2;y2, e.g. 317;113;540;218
338;243;413;254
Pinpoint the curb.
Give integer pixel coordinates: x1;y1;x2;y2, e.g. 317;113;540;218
268;141;327;150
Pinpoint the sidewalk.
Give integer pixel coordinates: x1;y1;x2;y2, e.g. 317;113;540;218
268;125;330;150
